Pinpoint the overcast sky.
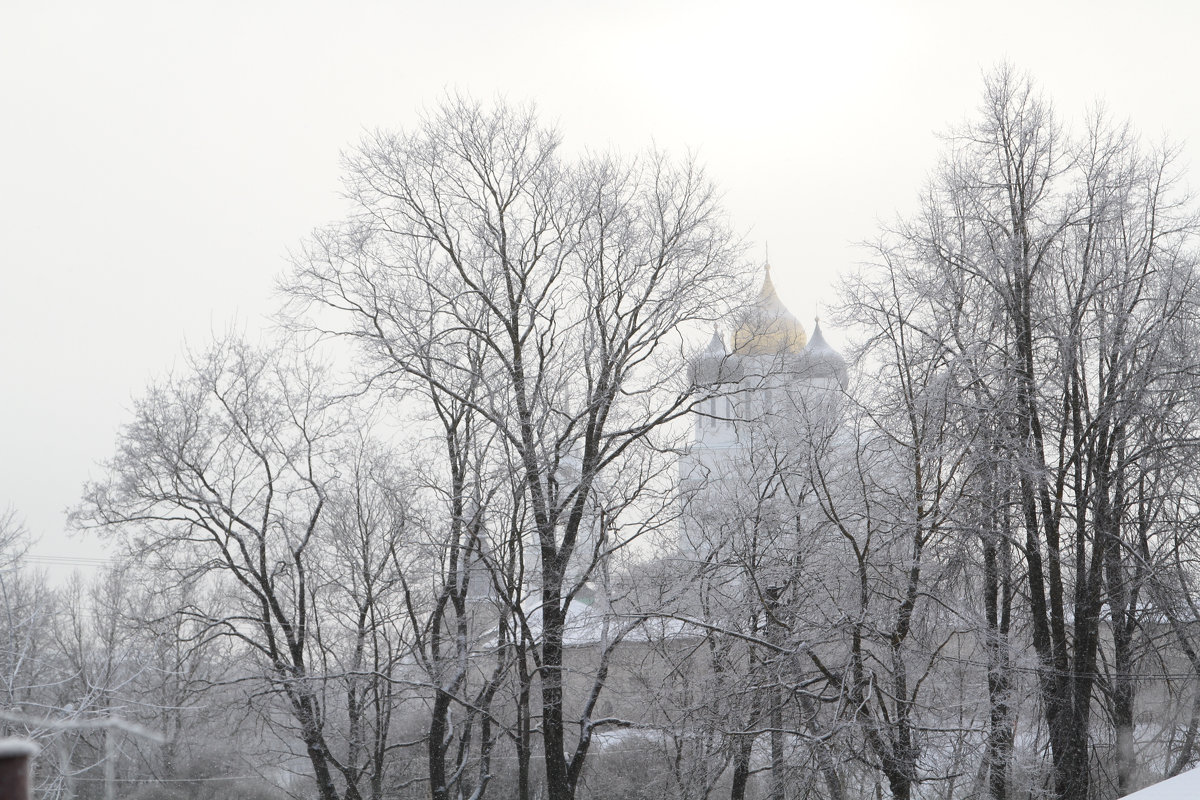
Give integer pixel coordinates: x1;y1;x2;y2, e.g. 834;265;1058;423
3;0;1199;569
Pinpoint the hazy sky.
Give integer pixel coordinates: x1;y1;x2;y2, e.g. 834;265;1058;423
3;0;1199;569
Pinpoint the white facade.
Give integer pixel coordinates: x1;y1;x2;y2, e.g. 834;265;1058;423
678;268;846;557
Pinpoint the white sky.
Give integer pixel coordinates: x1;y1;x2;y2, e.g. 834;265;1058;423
3;0;1199;569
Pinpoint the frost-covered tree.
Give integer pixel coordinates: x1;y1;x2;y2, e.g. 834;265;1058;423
75;338;417;800
284;96;746;800
858;64;1200;800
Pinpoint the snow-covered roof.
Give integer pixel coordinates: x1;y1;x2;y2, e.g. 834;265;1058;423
1124;766;1200;799
0;737;38;758
801;318;847;385
805;319;840;359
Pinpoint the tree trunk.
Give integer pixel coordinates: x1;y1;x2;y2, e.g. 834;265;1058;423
729;729;756;800
517;644;533;800
770;689;785;800
799;693;845;800
983;498;1014;800
541;593;570;800
428;690;453;800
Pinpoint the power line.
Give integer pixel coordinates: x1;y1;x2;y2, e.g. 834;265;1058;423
73;775;265;783
20;555;114;568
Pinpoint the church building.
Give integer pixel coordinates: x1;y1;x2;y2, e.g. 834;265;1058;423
679;265;846;557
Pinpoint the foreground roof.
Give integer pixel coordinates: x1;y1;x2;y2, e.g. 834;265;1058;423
1125;766;1200;799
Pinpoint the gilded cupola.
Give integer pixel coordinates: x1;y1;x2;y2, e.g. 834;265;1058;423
732;265;808;356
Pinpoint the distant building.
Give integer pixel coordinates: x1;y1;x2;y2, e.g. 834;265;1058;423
679;264;846;559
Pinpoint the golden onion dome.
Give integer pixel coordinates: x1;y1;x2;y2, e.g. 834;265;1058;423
732;266;808;355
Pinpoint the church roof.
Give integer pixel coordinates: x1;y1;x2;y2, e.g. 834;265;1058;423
806;319;841;359
702;329;727;357
691;327;741;386
803;318;848;385
732;265;808;355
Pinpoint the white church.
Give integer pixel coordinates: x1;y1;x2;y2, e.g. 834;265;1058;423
678;265;847;558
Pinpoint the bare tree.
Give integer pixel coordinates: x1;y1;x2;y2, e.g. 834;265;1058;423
285;96;745;800
75;337;415;800
0;508;42;720
859;65;1200;800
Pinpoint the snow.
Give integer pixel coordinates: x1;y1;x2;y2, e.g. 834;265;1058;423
1124;766;1200;800
0;738;38;758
